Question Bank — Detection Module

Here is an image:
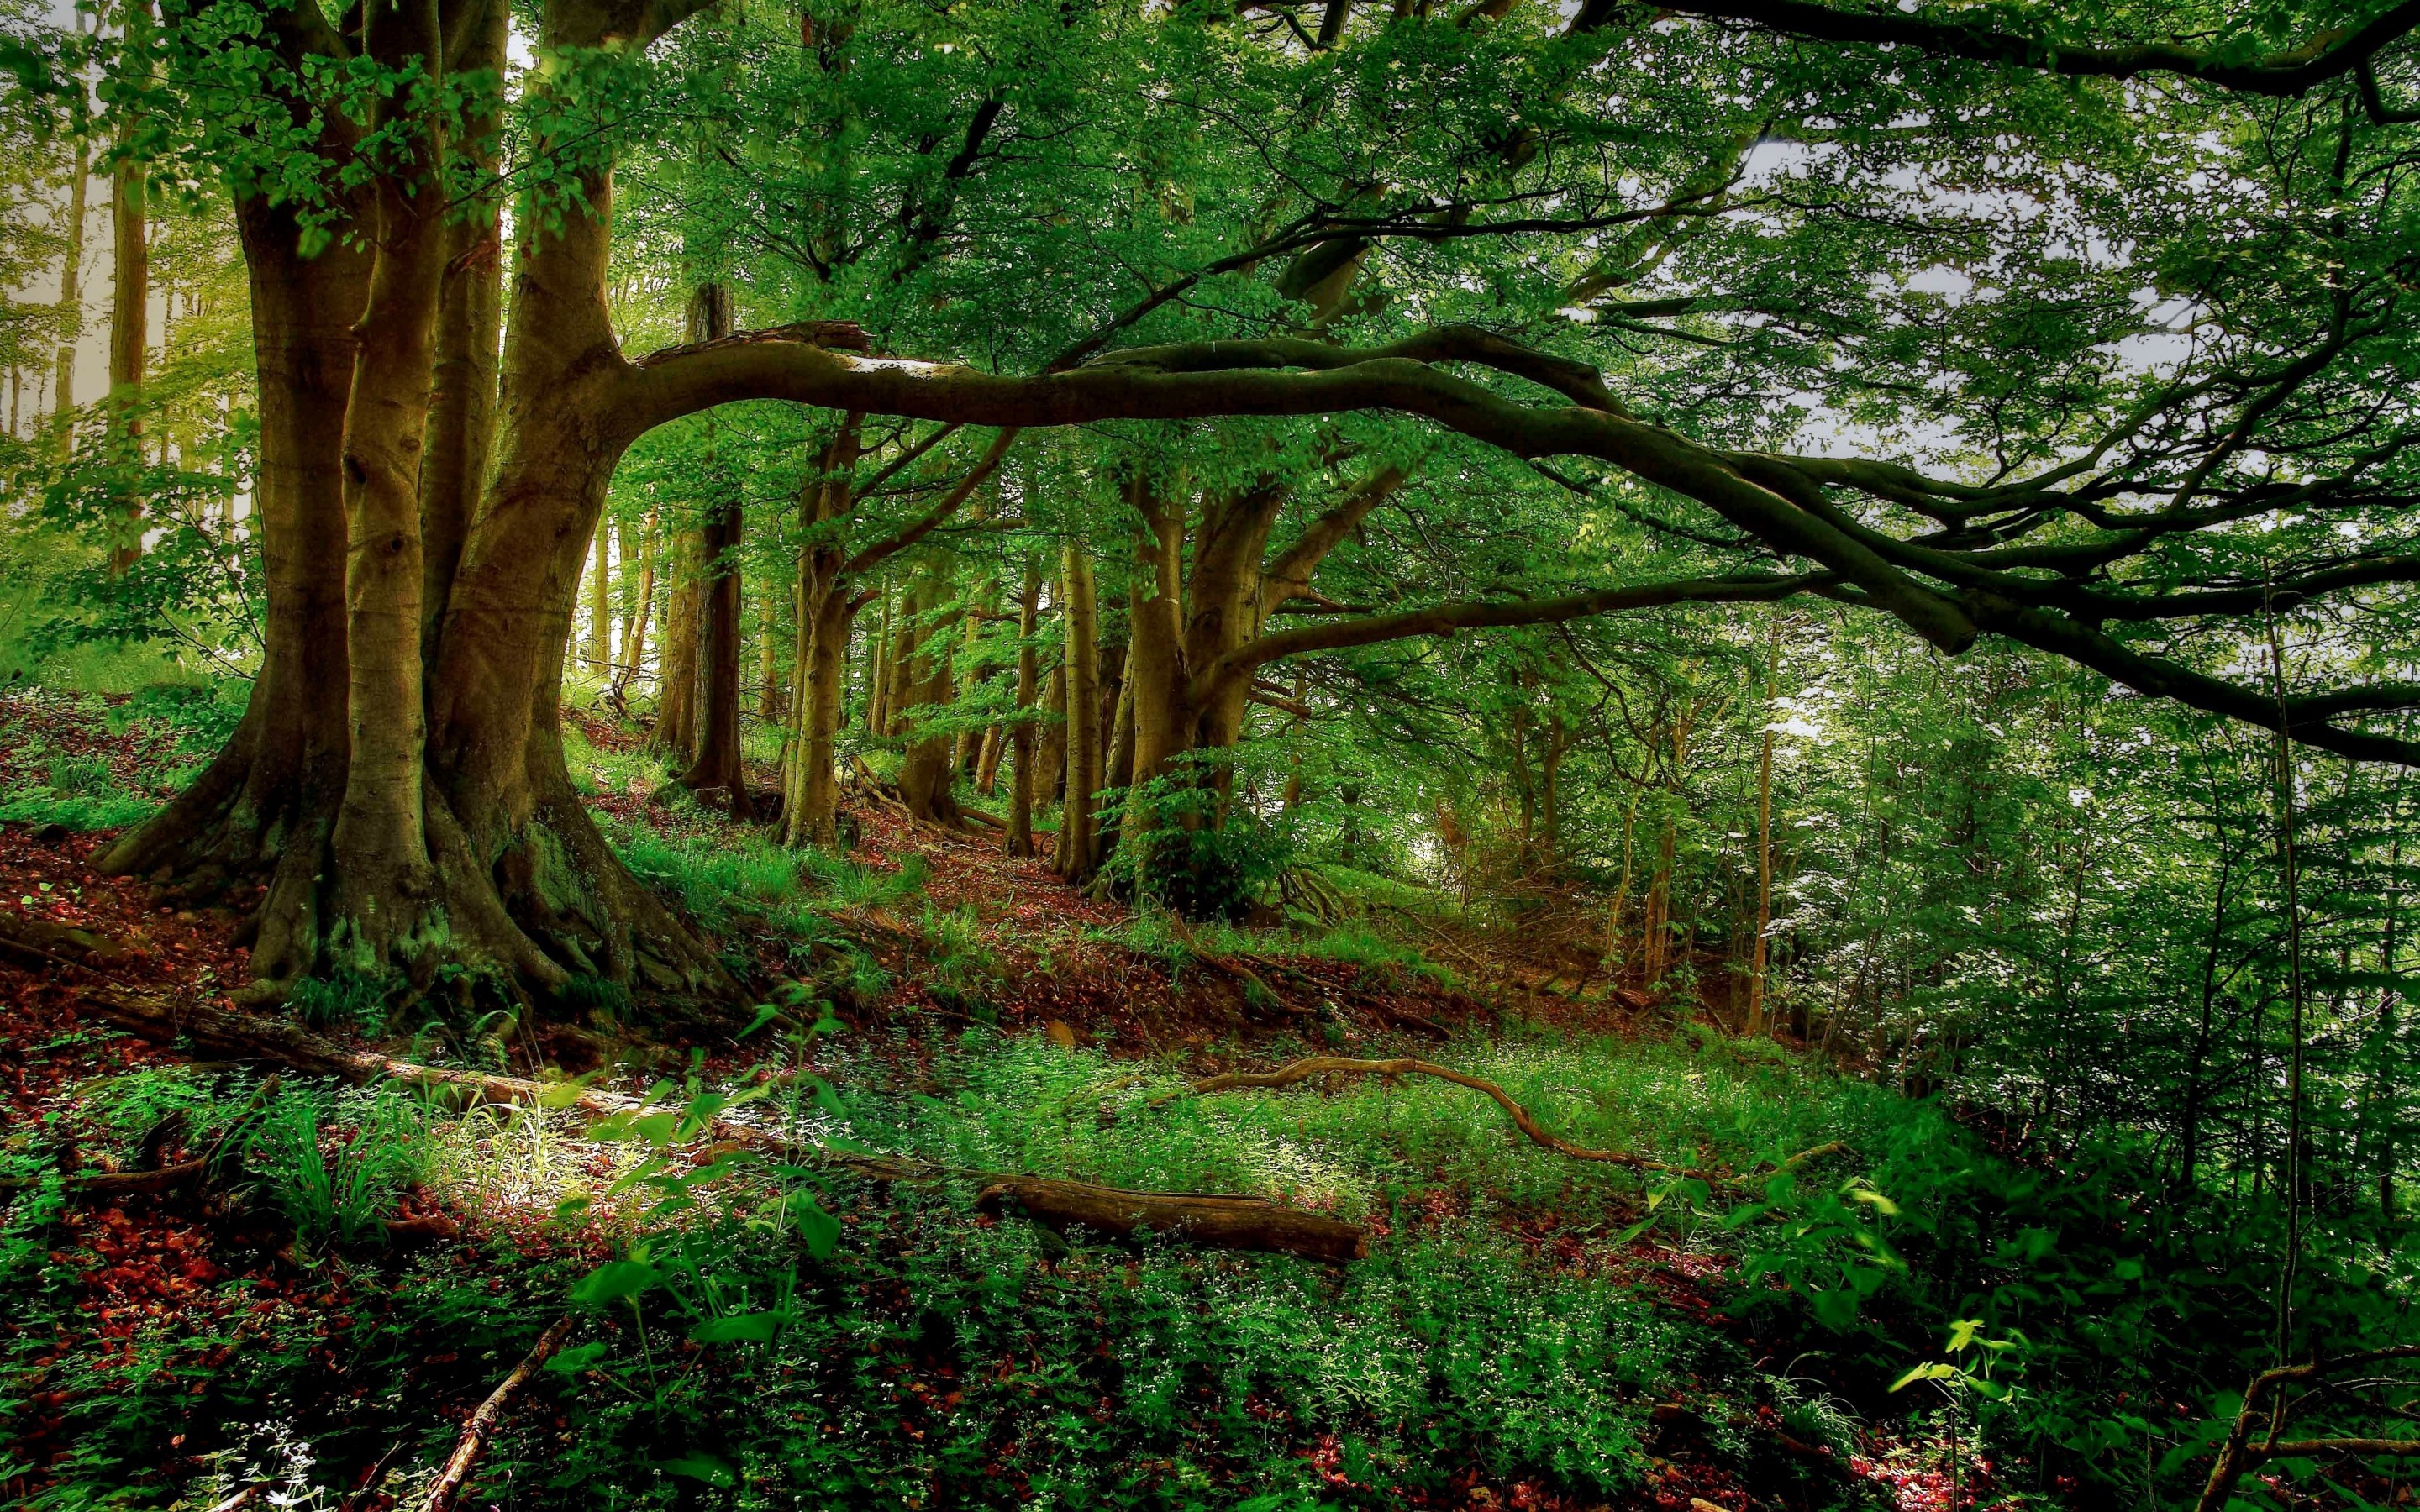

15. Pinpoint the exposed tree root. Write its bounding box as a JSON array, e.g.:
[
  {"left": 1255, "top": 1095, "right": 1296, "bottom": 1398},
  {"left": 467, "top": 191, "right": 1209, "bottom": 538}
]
[
  {"left": 75, "top": 980, "right": 1368, "bottom": 1261},
  {"left": 1177, "top": 1056, "right": 1845, "bottom": 1184},
  {"left": 418, "top": 1313, "right": 580, "bottom": 1512},
  {"left": 975, "top": 1178, "right": 1366, "bottom": 1263},
  {"left": 11, "top": 1077, "right": 276, "bottom": 1197},
  {"left": 87, "top": 727, "right": 735, "bottom": 1012}
]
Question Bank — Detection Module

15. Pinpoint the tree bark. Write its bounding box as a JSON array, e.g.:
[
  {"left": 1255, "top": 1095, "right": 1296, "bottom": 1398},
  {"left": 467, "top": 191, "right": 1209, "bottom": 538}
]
[
  {"left": 650, "top": 532, "right": 702, "bottom": 759},
  {"left": 1005, "top": 555, "right": 1043, "bottom": 856},
  {"left": 1058, "top": 542, "right": 1102, "bottom": 878},
  {"left": 893, "top": 564, "right": 963, "bottom": 825},
  {"left": 421, "top": 11, "right": 504, "bottom": 672},
  {"left": 97, "top": 194, "right": 368, "bottom": 985},
  {"left": 326, "top": 0, "right": 454, "bottom": 970},
  {"left": 49, "top": 128, "right": 88, "bottom": 453},
  {"left": 106, "top": 1, "right": 150, "bottom": 575},
  {"left": 677, "top": 284, "right": 750, "bottom": 817},
  {"left": 783, "top": 421, "right": 861, "bottom": 849}
]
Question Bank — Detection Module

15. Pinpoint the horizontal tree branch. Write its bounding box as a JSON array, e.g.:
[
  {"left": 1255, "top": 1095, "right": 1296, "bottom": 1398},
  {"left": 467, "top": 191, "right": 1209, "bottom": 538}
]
[
  {"left": 1661, "top": 0, "right": 2420, "bottom": 97},
  {"left": 1193, "top": 573, "right": 1829, "bottom": 701}
]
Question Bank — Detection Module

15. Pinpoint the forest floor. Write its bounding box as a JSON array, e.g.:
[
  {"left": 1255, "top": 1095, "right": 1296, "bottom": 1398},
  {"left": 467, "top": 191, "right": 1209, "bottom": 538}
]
[{"left": 0, "top": 689, "right": 2033, "bottom": 1512}]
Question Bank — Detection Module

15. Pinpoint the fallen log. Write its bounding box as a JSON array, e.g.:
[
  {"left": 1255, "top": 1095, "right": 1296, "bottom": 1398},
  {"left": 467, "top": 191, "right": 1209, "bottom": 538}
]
[
  {"left": 976, "top": 1178, "right": 1367, "bottom": 1263},
  {"left": 79, "top": 981, "right": 1367, "bottom": 1263},
  {"left": 418, "top": 1313, "right": 579, "bottom": 1512}
]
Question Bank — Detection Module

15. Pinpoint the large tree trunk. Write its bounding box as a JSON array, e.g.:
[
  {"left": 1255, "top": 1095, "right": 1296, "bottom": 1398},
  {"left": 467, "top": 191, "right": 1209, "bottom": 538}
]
[
  {"left": 96, "top": 196, "right": 368, "bottom": 985},
  {"left": 325, "top": 0, "right": 455, "bottom": 971},
  {"left": 678, "top": 284, "right": 750, "bottom": 817},
  {"left": 422, "top": 158, "right": 732, "bottom": 1004},
  {"left": 421, "top": 16, "right": 503, "bottom": 672}
]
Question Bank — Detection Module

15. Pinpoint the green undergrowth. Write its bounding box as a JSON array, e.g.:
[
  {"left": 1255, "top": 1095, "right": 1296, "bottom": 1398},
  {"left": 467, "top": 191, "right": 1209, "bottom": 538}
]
[
  {"left": 9, "top": 1020, "right": 2413, "bottom": 1508},
  {"left": 1090, "top": 911, "right": 1454, "bottom": 990},
  {"left": 847, "top": 1032, "right": 1860, "bottom": 1219},
  {"left": 0, "top": 680, "right": 248, "bottom": 832}
]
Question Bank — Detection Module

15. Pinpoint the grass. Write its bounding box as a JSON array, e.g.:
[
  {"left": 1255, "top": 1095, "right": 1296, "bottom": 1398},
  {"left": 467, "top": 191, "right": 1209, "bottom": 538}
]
[
  {"left": 245, "top": 1084, "right": 437, "bottom": 1253},
  {"left": 0, "top": 678, "right": 250, "bottom": 832},
  {"left": 839, "top": 1031, "right": 1891, "bottom": 1221},
  {"left": 1087, "top": 910, "right": 1455, "bottom": 990}
]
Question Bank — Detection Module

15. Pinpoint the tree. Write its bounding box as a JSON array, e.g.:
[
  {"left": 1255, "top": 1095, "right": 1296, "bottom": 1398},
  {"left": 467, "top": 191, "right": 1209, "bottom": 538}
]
[{"left": 87, "top": 0, "right": 2420, "bottom": 1005}]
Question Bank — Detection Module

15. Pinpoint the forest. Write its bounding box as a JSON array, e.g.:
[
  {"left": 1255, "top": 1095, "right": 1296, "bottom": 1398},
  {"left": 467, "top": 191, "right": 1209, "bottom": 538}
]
[{"left": 0, "top": 0, "right": 2417, "bottom": 1504}]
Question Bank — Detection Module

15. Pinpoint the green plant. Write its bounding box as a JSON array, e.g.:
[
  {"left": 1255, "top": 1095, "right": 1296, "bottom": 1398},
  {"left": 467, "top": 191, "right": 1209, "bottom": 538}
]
[
  {"left": 288, "top": 970, "right": 393, "bottom": 1035},
  {"left": 1105, "top": 762, "right": 1300, "bottom": 922},
  {"left": 245, "top": 1085, "right": 434, "bottom": 1253}
]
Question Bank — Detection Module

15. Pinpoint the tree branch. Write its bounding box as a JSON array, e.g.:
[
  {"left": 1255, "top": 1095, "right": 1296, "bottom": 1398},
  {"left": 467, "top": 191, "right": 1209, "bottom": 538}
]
[
  {"left": 1660, "top": 0, "right": 2420, "bottom": 97},
  {"left": 1192, "top": 573, "right": 1828, "bottom": 702}
]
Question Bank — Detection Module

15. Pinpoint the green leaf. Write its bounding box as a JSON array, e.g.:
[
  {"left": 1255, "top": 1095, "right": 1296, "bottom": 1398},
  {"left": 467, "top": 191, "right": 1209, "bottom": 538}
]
[
  {"left": 690, "top": 1310, "right": 790, "bottom": 1344},
  {"left": 738, "top": 1002, "right": 785, "bottom": 1038},
  {"left": 791, "top": 1192, "right": 843, "bottom": 1259},
  {"left": 544, "top": 1341, "right": 610, "bottom": 1375},
  {"left": 658, "top": 1452, "right": 737, "bottom": 1488},
  {"left": 1891, "top": 1362, "right": 1958, "bottom": 1392},
  {"left": 536, "top": 1076, "right": 594, "bottom": 1110},
  {"left": 570, "top": 1258, "right": 659, "bottom": 1307}
]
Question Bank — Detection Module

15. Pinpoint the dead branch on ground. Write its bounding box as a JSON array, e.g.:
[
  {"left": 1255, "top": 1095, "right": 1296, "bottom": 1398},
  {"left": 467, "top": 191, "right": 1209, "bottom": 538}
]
[{"left": 418, "top": 1314, "right": 581, "bottom": 1512}]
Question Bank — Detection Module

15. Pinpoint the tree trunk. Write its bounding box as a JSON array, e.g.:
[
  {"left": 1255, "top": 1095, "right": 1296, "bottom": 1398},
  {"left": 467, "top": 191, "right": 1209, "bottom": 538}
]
[
  {"left": 586, "top": 532, "right": 612, "bottom": 676},
  {"left": 1745, "top": 615, "right": 1781, "bottom": 1037},
  {"left": 677, "top": 284, "right": 750, "bottom": 817},
  {"left": 894, "top": 564, "right": 962, "bottom": 825},
  {"left": 1121, "top": 484, "right": 1188, "bottom": 864},
  {"left": 97, "top": 197, "right": 368, "bottom": 985},
  {"left": 1005, "top": 555, "right": 1042, "bottom": 857},
  {"left": 106, "top": 3, "right": 150, "bottom": 576},
  {"left": 975, "top": 724, "right": 1003, "bottom": 795},
  {"left": 49, "top": 129, "right": 88, "bottom": 453},
  {"left": 421, "top": 18, "right": 504, "bottom": 673},
  {"left": 650, "top": 532, "right": 702, "bottom": 758},
  {"left": 783, "top": 421, "right": 860, "bottom": 850},
  {"left": 419, "top": 151, "right": 731, "bottom": 1005},
  {"left": 324, "top": 0, "right": 456, "bottom": 970},
  {"left": 756, "top": 575, "right": 785, "bottom": 722},
  {"left": 1058, "top": 543, "right": 1102, "bottom": 879}
]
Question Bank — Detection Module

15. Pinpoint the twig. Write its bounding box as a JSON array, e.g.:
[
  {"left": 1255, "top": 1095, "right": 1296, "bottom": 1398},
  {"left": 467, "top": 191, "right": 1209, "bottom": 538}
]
[{"left": 418, "top": 1313, "right": 579, "bottom": 1512}]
